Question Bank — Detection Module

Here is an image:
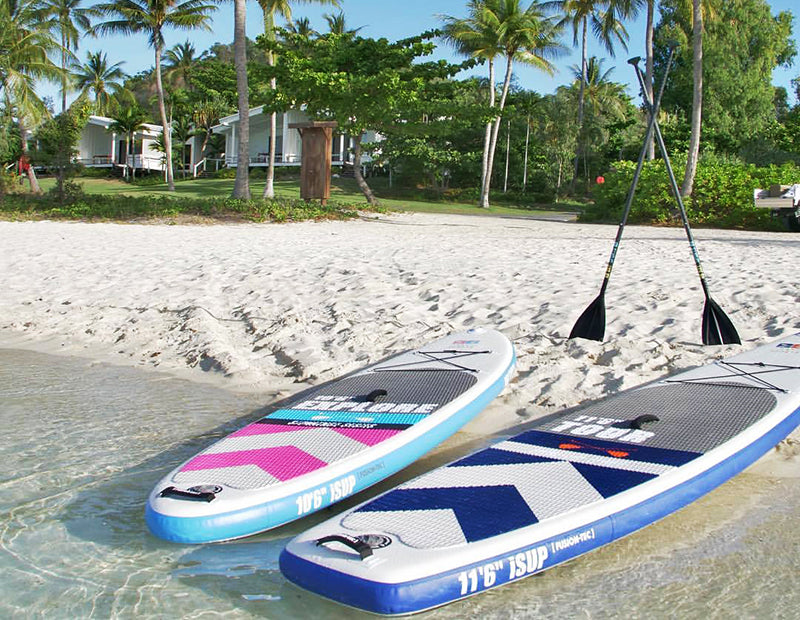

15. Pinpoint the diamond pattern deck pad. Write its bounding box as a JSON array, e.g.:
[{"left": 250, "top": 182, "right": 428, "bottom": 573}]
[
  {"left": 173, "top": 370, "right": 478, "bottom": 490},
  {"left": 342, "top": 383, "right": 778, "bottom": 549}
]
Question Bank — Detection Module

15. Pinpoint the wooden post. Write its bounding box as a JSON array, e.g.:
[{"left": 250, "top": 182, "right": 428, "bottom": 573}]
[{"left": 289, "top": 121, "right": 337, "bottom": 204}]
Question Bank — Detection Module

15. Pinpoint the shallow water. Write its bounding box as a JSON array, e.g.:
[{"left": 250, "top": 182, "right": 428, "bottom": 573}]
[{"left": 1, "top": 349, "right": 799, "bottom": 619}]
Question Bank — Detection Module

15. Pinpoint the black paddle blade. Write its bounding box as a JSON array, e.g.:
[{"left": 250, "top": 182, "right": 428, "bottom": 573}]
[
  {"left": 569, "top": 294, "right": 606, "bottom": 341},
  {"left": 701, "top": 297, "right": 741, "bottom": 345}
]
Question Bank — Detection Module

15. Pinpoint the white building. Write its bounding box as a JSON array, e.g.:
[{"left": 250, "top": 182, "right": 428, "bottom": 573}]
[
  {"left": 76, "top": 116, "right": 205, "bottom": 175},
  {"left": 212, "top": 106, "right": 380, "bottom": 168}
]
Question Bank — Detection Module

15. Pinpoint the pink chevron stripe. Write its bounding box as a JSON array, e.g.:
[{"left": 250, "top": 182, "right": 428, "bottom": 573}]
[
  {"left": 229, "top": 422, "right": 308, "bottom": 437},
  {"left": 181, "top": 446, "right": 327, "bottom": 481},
  {"left": 334, "top": 427, "right": 402, "bottom": 446}
]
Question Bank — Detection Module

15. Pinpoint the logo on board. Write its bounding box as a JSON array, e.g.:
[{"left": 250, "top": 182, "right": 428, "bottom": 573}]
[{"left": 549, "top": 415, "right": 655, "bottom": 445}]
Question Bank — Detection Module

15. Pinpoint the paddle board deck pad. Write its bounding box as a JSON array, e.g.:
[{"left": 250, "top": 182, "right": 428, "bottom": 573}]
[
  {"left": 146, "top": 328, "right": 515, "bottom": 543},
  {"left": 280, "top": 332, "right": 800, "bottom": 615}
]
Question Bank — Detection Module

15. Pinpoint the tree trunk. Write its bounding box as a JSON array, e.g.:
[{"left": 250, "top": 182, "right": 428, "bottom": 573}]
[
  {"left": 681, "top": 0, "right": 702, "bottom": 198},
  {"left": 480, "top": 56, "right": 514, "bottom": 208},
  {"left": 522, "top": 114, "right": 530, "bottom": 191},
  {"left": 232, "top": 0, "right": 251, "bottom": 199},
  {"left": 557, "top": 158, "right": 563, "bottom": 190},
  {"left": 352, "top": 132, "right": 376, "bottom": 205},
  {"left": 570, "top": 18, "right": 588, "bottom": 192},
  {"left": 263, "top": 13, "right": 277, "bottom": 199},
  {"left": 153, "top": 42, "right": 175, "bottom": 191},
  {"left": 645, "top": 0, "right": 655, "bottom": 160},
  {"left": 479, "top": 59, "right": 495, "bottom": 208},
  {"left": 503, "top": 119, "right": 510, "bottom": 193},
  {"left": 19, "top": 123, "right": 42, "bottom": 194},
  {"left": 61, "top": 32, "right": 68, "bottom": 113}
]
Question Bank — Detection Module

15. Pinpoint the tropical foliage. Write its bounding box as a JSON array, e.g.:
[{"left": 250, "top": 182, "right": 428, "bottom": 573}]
[
  {"left": 72, "top": 51, "right": 127, "bottom": 115},
  {"left": 89, "top": 0, "right": 217, "bottom": 191},
  {"left": 0, "top": 0, "right": 798, "bottom": 230}
]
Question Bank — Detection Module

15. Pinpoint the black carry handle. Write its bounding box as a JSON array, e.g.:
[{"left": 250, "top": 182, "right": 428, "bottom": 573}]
[
  {"left": 316, "top": 534, "right": 374, "bottom": 560},
  {"left": 629, "top": 414, "right": 660, "bottom": 430},
  {"left": 159, "top": 486, "right": 217, "bottom": 502},
  {"left": 364, "top": 389, "right": 388, "bottom": 403}
]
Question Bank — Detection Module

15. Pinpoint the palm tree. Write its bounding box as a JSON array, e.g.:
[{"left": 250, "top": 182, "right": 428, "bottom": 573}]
[
  {"left": 163, "top": 39, "right": 198, "bottom": 89},
  {"left": 323, "top": 11, "right": 361, "bottom": 35},
  {"left": 570, "top": 56, "right": 626, "bottom": 179},
  {"left": 39, "top": 0, "right": 92, "bottom": 112},
  {"left": 285, "top": 15, "right": 316, "bottom": 37},
  {"left": 480, "top": 0, "right": 564, "bottom": 208},
  {"left": 192, "top": 95, "right": 226, "bottom": 158},
  {"left": 641, "top": 0, "right": 656, "bottom": 159},
  {"left": 231, "top": 0, "right": 250, "bottom": 198},
  {"left": 89, "top": 0, "right": 216, "bottom": 192},
  {"left": 681, "top": 0, "right": 702, "bottom": 197},
  {"left": 72, "top": 51, "right": 127, "bottom": 115},
  {"left": 158, "top": 112, "right": 193, "bottom": 177},
  {"left": 256, "top": 0, "right": 338, "bottom": 199},
  {"left": 108, "top": 104, "right": 147, "bottom": 179},
  {"left": 549, "top": 0, "right": 631, "bottom": 190},
  {"left": 574, "top": 56, "right": 624, "bottom": 112},
  {"left": 1, "top": 0, "right": 63, "bottom": 193},
  {"left": 440, "top": 1, "right": 503, "bottom": 208}
]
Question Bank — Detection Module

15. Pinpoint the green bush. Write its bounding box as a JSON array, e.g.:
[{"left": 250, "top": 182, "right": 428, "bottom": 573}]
[
  {"left": 211, "top": 167, "right": 300, "bottom": 180},
  {"left": 129, "top": 172, "right": 171, "bottom": 186},
  {"left": 77, "top": 166, "right": 116, "bottom": 179},
  {"left": 0, "top": 167, "right": 22, "bottom": 195},
  {"left": 584, "top": 154, "right": 799, "bottom": 230},
  {"left": 213, "top": 167, "right": 237, "bottom": 179},
  {"left": 0, "top": 191, "right": 374, "bottom": 223}
]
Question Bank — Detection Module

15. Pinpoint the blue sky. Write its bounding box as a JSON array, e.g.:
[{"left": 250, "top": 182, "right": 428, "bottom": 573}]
[{"left": 44, "top": 0, "right": 800, "bottom": 109}]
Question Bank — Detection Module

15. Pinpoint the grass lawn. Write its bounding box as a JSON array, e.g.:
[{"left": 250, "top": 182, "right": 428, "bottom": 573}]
[{"left": 34, "top": 174, "right": 581, "bottom": 220}]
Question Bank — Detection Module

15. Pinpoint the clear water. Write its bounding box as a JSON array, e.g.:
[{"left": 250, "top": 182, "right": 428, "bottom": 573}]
[{"left": 2, "top": 349, "right": 799, "bottom": 619}]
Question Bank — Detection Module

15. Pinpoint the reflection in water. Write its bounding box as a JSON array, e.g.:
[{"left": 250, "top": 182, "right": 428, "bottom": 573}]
[{"left": 0, "top": 349, "right": 798, "bottom": 618}]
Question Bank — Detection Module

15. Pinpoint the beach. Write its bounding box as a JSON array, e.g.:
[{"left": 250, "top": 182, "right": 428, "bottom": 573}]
[
  {"left": 2, "top": 213, "right": 800, "bottom": 617},
  {"left": 1, "top": 213, "right": 798, "bottom": 436}
]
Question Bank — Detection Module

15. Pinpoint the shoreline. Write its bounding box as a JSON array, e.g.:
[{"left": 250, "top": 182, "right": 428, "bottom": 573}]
[{"left": 2, "top": 212, "right": 798, "bottom": 437}]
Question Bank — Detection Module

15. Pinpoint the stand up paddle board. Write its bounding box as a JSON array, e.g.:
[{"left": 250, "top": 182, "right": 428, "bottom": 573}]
[
  {"left": 146, "top": 328, "right": 515, "bottom": 543},
  {"left": 281, "top": 332, "right": 800, "bottom": 615}
]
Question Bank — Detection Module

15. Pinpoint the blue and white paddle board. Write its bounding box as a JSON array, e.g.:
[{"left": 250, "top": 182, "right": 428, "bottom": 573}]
[
  {"left": 280, "top": 332, "right": 800, "bottom": 615},
  {"left": 146, "top": 328, "right": 515, "bottom": 543}
]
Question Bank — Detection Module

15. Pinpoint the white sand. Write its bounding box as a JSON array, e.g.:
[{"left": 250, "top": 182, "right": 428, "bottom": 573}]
[{"left": 1, "top": 213, "right": 798, "bottom": 438}]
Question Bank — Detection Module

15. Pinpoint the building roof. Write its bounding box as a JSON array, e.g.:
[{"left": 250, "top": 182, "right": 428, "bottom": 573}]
[
  {"left": 212, "top": 106, "right": 267, "bottom": 132},
  {"left": 87, "top": 115, "right": 163, "bottom": 135}
]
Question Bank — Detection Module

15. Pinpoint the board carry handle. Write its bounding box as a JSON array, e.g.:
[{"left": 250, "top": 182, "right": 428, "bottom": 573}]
[
  {"left": 364, "top": 389, "right": 388, "bottom": 403},
  {"left": 159, "top": 486, "right": 218, "bottom": 503},
  {"left": 629, "top": 414, "right": 660, "bottom": 429},
  {"left": 316, "top": 534, "right": 374, "bottom": 560}
]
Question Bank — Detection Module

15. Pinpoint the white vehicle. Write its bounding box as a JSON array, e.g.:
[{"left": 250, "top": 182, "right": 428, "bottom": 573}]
[{"left": 753, "top": 183, "right": 800, "bottom": 231}]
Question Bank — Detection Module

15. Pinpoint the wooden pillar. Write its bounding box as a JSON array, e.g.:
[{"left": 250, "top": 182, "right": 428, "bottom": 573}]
[{"left": 289, "top": 121, "right": 337, "bottom": 204}]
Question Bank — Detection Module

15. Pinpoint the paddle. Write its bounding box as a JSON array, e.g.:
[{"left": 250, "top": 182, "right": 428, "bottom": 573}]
[
  {"left": 569, "top": 49, "right": 675, "bottom": 342},
  {"left": 630, "top": 61, "right": 741, "bottom": 346}
]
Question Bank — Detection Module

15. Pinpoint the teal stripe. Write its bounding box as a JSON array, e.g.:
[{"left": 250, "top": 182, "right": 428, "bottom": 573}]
[{"left": 268, "top": 408, "right": 428, "bottom": 426}]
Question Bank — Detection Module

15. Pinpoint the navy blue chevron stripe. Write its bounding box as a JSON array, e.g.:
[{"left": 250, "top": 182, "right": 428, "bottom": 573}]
[
  {"left": 452, "top": 447, "right": 557, "bottom": 468},
  {"left": 571, "top": 462, "right": 658, "bottom": 498},
  {"left": 355, "top": 485, "right": 538, "bottom": 543},
  {"left": 515, "top": 430, "right": 700, "bottom": 466}
]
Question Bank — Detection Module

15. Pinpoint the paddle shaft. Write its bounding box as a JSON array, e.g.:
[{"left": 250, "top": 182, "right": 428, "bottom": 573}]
[
  {"left": 597, "top": 49, "right": 675, "bottom": 296},
  {"left": 631, "top": 62, "right": 712, "bottom": 300}
]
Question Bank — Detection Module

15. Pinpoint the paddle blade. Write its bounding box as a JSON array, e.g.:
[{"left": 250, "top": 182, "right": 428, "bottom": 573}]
[
  {"left": 701, "top": 297, "right": 741, "bottom": 345},
  {"left": 569, "top": 294, "right": 606, "bottom": 341}
]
